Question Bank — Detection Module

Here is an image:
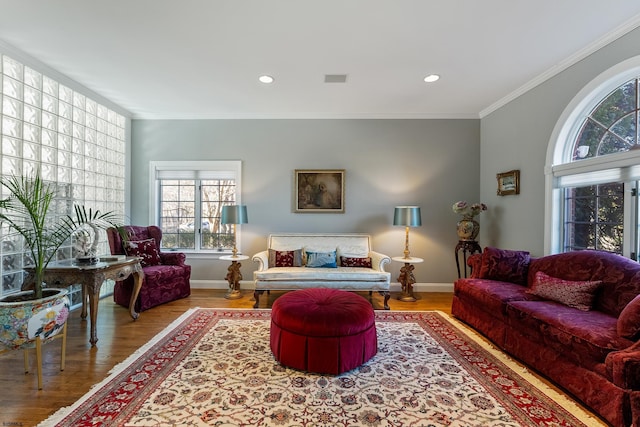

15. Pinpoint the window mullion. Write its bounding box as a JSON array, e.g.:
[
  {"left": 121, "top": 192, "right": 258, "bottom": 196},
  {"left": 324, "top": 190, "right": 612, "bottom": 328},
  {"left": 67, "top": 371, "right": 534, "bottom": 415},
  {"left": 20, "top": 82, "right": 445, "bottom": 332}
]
[
  {"left": 624, "top": 181, "right": 638, "bottom": 259},
  {"left": 194, "top": 180, "right": 203, "bottom": 251}
]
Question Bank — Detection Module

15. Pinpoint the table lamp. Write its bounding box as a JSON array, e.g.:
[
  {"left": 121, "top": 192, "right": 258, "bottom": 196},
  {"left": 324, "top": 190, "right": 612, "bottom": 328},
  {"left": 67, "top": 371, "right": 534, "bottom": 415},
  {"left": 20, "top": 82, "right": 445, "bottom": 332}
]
[
  {"left": 393, "top": 206, "right": 422, "bottom": 259},
  {"left": 221, "top": 205, "right": 248, "bottom": 258}
]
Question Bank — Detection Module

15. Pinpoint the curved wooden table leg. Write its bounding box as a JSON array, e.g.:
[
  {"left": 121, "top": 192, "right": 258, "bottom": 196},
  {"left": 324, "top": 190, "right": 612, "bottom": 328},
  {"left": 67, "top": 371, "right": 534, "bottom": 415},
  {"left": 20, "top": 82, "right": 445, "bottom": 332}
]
[
  {"left": 80, "top": 282, "right": 88, "bottom": 320},
  {"left": 82, "top": 280, "right": 103, "bottom": 347},
  {"left": 129, "top": 266, "right": 144, "bottom": 321},
  {"left": 87, "top": 283, "right": 100, "bottom": 346}
]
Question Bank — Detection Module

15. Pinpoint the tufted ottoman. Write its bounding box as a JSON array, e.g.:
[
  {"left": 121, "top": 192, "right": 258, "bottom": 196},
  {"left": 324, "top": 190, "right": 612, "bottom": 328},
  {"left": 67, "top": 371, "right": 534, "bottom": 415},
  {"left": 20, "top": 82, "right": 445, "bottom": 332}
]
[{"left": 270, "top": 288, "right": 377, "bottom": 374}]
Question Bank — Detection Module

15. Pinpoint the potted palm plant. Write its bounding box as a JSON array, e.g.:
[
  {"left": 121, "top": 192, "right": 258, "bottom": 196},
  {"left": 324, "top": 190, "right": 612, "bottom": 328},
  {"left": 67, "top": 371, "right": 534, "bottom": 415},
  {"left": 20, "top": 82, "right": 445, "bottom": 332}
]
[{"left": 0, "top": 172, "right": 121, "bottom": 350}]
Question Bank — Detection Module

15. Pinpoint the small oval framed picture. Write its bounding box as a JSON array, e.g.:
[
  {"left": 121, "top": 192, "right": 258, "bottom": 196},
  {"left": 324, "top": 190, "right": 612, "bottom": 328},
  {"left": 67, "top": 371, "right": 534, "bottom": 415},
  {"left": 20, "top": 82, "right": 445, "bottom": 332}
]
[{"left": 497, "top": 169, "right": 520, "bottom": 196}]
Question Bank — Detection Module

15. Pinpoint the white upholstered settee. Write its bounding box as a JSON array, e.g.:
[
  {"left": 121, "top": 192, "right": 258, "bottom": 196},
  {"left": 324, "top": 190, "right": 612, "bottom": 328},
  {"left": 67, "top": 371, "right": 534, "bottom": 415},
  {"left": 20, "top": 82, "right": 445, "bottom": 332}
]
[{"left": 252, "top": 233, "right": 391, "bottom": 309}]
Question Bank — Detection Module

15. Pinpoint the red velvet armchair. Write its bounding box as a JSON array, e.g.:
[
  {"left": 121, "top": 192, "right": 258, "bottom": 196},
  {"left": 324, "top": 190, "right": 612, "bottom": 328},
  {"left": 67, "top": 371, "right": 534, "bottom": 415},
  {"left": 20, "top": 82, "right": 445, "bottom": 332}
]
[{"left": 107, "top": 225, "right": 191, "bottom": 312}]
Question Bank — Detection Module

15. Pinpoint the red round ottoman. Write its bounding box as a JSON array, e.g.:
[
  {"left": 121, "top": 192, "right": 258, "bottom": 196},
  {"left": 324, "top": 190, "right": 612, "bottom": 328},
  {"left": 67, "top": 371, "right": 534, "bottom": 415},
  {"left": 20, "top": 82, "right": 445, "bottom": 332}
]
[{"left": 270, "top": 288, "right": 377, "bottom": 375}]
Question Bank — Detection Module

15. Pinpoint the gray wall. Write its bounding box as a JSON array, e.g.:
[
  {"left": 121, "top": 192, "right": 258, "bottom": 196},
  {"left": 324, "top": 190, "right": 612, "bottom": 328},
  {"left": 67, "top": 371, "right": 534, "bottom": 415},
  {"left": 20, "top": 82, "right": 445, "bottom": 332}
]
[
  {"left": 130, "top": 119, "right": 479, "bottom": 284},
  {"left": 480, "top": 27, "right": 640, "bottom": 257}
]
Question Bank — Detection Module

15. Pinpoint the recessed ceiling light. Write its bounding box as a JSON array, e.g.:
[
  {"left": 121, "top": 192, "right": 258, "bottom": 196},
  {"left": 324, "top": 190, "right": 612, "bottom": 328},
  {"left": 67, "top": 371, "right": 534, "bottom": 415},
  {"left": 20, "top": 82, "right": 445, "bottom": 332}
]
[
  {"left": 259, "top": 75, "right": 274, "bottom": 84},
  {"left": 423, "top": 74, "right": 440, "bottom": 83}
]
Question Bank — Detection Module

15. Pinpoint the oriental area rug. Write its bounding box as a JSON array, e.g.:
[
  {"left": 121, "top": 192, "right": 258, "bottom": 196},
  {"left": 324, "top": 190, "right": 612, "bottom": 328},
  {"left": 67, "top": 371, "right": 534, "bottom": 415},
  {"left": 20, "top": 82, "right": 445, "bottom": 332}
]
[{"left": 39, "top": 309, "right": 605, "bottom": 427}]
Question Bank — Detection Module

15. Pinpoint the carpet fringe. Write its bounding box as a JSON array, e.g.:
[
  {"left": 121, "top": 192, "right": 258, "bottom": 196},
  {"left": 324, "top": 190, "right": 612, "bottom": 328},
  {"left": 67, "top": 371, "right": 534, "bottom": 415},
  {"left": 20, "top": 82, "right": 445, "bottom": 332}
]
[
  {"left": 36, "top": 307, "right": 202, "bottom": 427},
  {"left": 437, "top": 312, "right": 606, "bottom": 427}
]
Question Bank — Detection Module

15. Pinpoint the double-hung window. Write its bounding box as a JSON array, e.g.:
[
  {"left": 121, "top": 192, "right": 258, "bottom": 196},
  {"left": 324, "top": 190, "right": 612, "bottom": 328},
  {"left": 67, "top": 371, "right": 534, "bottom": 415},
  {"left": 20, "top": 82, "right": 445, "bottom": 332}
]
[{"left": 150, "top": 161, "right": 241, "bottom": 254}]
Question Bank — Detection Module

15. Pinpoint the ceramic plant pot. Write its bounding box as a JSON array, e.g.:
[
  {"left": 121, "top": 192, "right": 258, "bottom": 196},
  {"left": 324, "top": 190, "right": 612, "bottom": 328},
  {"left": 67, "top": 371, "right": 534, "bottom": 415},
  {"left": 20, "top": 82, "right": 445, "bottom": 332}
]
[{"left": 0, "top": 288, "right": 70, "bottom": 350}]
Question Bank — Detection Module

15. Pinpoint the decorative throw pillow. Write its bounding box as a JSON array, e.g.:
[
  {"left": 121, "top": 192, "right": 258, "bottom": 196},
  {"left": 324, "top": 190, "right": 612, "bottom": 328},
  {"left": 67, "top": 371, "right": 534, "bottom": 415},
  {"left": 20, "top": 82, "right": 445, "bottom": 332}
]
[
  {"left": 268, "top": 249, "right": 303, "bottom": 268},
  {"left": 125, "top": 238, "right": 161, "bottom": 267},
  {"left": 478, "top": 246, "right": 531, "bottom": 285},
  {"left": 306, "top": 251, "right": 337, "bottom": 268},
  {"left": 527, "top": 271, "right": 602, "bottom": 311},
  {"left": 617, "top": 294, "right": 640, "bottom": 339},
  {"left": 340, "top": 256, "right": 372, "bottom": 268}
]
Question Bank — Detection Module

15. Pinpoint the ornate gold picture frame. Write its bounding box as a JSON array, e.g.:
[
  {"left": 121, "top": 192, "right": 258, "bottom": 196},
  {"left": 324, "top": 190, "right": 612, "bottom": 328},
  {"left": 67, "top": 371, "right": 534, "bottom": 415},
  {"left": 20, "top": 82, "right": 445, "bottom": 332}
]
[
  {"left": 497, "top": 169, "right": 520, "bottom": 196},
  {"left": 294, "top": 169, "right": 345, "bottom": 213}
]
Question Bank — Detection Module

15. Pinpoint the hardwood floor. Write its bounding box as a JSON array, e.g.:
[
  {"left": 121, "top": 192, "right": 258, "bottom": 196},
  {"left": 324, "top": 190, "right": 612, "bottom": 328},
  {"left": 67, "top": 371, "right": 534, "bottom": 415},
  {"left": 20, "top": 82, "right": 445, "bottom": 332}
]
[{"left": 0, "top": 289, "right": 453, "bottom": 426}]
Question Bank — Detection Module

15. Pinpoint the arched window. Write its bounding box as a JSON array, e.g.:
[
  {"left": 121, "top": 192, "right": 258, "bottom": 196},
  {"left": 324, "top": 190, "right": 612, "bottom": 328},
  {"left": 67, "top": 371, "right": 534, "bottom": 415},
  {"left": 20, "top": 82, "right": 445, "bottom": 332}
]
[{"left": 546, "top": 56, "right": 640, "bottom": 258}]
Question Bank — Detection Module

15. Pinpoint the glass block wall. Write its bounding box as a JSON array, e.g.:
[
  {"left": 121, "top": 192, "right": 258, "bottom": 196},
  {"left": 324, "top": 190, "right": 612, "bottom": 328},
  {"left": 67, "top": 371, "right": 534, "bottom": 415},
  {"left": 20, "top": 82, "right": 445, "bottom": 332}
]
[{"left": 0, "top": 54, "right": 127, "bottom": 304}]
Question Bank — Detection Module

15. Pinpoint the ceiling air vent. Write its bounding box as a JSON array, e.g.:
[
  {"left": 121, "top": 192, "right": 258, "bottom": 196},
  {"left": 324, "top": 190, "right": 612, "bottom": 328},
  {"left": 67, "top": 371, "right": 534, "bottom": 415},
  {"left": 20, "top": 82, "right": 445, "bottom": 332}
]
[{"left": 324, "top": 74, "right": 348, "bottom": 83}]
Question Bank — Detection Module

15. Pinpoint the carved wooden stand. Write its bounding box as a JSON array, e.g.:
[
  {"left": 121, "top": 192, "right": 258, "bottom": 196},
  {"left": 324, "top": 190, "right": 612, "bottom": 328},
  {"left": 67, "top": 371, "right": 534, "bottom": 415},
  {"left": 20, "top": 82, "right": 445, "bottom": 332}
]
[
  {"left": 455, "top": 240, "right": 482, "bottom": 278},
  {"left": 392, "top": 256, "right": 423, "bottom": 302},
  {"left": 221, "top": 255, "right": 248, "bottom": 299}
]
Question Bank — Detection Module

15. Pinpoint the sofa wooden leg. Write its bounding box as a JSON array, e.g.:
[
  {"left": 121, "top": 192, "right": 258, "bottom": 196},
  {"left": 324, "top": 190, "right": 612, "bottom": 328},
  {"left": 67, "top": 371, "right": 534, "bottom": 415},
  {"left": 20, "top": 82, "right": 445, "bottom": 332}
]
[
  {"left": 253, "top": 290, "right": 264, "bottom": 309},
  {"left": 380, "top": 291, "right": 391, "bottom": 310}
]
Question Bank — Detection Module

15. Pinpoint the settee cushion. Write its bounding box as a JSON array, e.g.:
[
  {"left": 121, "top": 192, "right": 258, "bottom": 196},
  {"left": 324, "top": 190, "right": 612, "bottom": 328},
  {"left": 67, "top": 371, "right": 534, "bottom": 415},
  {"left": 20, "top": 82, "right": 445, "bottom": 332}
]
[
  {"left": 454, "top": 277, "right": 538, "bottom": 316},
  {"left": 306, "top": 250, "right": 337, "bottom": 268},
  {"left": 478, "top": 247, "right": 530, "bottom": 285},
  {"left": 506, "top": 300, "right": 632, "bottom": 369},
  {"left": 618, "top": 294, "right": 640, "bottom": 339},
  {"left": 341, "top": 256, "right": 372, "bottom": 268},
  {"left": 255, "top": 267, "right": 386, "bottom": 283},
  {"left": 527, "top": 271, "right": 602, "bottom": 311},
  {"left": 527, "top": 250, "right": 640, "bottom": 316},
  {"left": 125, "top": 238, "right": 161, "bottom": 267},
  {"left": 268, "top": 249, "right": 303, "bottom": 268}
]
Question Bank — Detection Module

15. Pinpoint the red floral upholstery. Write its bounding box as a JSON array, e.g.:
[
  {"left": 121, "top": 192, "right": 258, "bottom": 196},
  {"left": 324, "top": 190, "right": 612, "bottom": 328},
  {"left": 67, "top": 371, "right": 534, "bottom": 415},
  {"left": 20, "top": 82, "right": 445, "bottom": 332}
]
[
  {"left": 268, "top": 249, "right": 303, "bottom": 267},
  {"left": 477, "top": 246, "right": 530, "bottom": 285},
  {"left": 340, "top": 256, "right": 372, "bottom": 268},
  {"left": 453, "top": 249, "right": 640, "bottom": 427},
  {"left": 270, "top": 288, "right": 377, "bottom": 374},
  {"left": 124, "top": 238, "right": 161, "bottom": 267},
  {"left": 618, "top": 294, "right": 640, "bottom": 339},
  {"left": 527, "top": 271, "right": 602, "bottom": 311},
  {"left": 107, "top": 226, "right": 191, "bottom": 312}
]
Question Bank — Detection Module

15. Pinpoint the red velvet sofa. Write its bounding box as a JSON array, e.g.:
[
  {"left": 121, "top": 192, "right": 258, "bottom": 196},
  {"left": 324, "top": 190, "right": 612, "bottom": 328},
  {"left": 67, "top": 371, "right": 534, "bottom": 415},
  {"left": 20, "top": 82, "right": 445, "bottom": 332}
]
[
  {"left": 452, "top": 248, "right": 640, "bottom": 427},
  {"left": 107, "top": 225, "right": 191, "bottom": 312}
]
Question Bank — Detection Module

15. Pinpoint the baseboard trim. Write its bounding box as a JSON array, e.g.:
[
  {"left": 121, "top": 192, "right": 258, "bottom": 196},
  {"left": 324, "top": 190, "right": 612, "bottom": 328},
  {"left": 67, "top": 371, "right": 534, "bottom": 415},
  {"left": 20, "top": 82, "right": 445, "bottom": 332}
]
[{"left": 190, "top": 280, "right": 453, "bottom": 293}]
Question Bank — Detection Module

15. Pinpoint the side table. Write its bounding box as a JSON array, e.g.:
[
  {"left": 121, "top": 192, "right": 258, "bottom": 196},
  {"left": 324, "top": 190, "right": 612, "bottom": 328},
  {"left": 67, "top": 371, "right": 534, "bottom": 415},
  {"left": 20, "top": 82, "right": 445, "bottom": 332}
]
[
  {"left": 391, "top": 256, "right": 424, "bottom": 302},
  {"left": 23, "top": 257, "right": 144, "bottom": 346},
  {"left": 220, "top": 255, "right": 249, "bottom": 299},
  {"left": 455, "top": 240, "right": 482, "bottom": 278}
]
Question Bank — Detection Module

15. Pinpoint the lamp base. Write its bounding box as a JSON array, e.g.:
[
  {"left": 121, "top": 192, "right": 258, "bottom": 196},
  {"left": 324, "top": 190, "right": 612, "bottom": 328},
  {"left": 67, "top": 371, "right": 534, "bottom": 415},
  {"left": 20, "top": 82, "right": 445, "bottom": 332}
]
[
  {"left": 396, "top": 262, "right": 417, "bottom": 302},
  {"left": 224, "top": 258, "right": 244, "bottom": 300},
  {"left": 225, "top": 289, "right": 243, "bottom": 300},
  {"left": 397, "top": 293, "right": 417, "bottom": 303}
]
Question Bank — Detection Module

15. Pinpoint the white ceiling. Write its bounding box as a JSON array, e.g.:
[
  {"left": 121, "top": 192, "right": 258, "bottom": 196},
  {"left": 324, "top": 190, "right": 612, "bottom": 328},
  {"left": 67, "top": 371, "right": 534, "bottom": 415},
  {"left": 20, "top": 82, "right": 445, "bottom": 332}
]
[{"left": 1, "top": 1, "right": 640, "bottom": 120}]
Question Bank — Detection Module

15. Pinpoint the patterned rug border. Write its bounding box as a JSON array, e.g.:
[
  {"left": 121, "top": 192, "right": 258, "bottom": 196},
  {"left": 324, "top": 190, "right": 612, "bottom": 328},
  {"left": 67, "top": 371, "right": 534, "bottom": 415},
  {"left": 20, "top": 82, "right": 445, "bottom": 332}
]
[
  {"left": 38, "top": 307, "right": 207, "bottom": 426},
  {"left": 396, "top": 311, "right": 605, "bottom": 427},
  {"left": 39, "top": 308, "right": 606, "bottom": 427}
]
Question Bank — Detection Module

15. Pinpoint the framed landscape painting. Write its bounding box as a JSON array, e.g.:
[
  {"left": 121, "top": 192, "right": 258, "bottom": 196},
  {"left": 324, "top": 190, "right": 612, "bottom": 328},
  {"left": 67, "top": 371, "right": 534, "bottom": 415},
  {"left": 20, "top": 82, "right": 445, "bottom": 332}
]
[
  {"left": 295, "top": 169, "right": 345, "bottom": 213},
  {"left": 497, "top": 169, "right": 520, "bottom": 196}
]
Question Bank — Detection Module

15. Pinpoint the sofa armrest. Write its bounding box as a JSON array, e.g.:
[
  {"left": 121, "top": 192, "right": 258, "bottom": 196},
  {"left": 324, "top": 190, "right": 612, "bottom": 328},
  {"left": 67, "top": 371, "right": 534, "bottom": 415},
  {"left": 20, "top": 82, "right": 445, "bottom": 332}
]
[
  {"left": 370, "top": 251, "right": 391, "bottom": 272},
  {"left": 605, "top": 340, "right": 640, "bottom": 390},
  {"left": 159, "top": 251, "right": 186, "bottom": 266},
  {"left": 253, "top": 250, "right": 268, "bottom": 271},
  {"left": 467, "top": 253, "right": 483, "bottom": 278}
]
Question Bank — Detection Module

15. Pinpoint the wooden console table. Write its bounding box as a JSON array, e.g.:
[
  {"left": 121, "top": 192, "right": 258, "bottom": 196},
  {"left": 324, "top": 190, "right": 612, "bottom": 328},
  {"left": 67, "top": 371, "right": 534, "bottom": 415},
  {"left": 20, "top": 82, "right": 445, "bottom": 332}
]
[{"left": 23, "top": 257, "right": 144, "bottom": 347}]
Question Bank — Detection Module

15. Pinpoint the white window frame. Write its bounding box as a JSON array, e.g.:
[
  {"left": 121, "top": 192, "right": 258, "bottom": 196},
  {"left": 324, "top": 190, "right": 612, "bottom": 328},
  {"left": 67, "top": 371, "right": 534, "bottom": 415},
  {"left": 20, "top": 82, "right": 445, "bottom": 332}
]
[
  {"left": 545, "top": 55, "right": 640, "bottom": 255},
  {"left": 149, "top": 160, "right": 242, "bottom": 258}
]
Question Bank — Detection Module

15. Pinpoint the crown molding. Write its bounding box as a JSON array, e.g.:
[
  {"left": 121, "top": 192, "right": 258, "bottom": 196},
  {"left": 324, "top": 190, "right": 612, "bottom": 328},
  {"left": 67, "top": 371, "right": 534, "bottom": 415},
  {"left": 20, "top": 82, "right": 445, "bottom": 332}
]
[{"left": 479, "top": 13, "right": 640, "bottom": 119}]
